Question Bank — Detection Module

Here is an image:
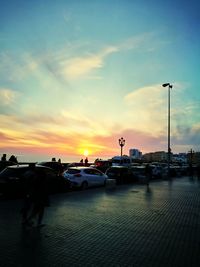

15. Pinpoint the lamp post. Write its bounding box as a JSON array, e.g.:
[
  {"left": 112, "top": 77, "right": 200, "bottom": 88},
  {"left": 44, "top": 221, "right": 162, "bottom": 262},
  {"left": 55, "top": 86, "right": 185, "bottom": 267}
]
[
  {"left": 188, "top": 148, "right": 195, "bottom": 164},
  {"left": 119, "top": 137, "right": 125, "bottom": 158},
  {"left": 162, "top": 83, "right": 173, "bottom": 179}
]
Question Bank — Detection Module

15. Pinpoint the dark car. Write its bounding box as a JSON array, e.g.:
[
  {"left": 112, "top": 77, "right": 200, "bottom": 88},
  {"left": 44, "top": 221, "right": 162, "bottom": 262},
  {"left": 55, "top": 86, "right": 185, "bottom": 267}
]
[
  {"left": 37, "top": 161, "right": 65, "bottom": 174},
  {"left": 105, "top": 166, "right": 136, "bottom": 185},
  {"left": 92, "top": 160, "right": 112, "bottom": 173},
  {"left": 0, "top": 161, "right": 16, "bottom": 172},
  {"left": 130, "top": 166, "right": 146, "bottom": 183},
  {"left": 0, "top": 164, "right": 70, "bottom": 198}
]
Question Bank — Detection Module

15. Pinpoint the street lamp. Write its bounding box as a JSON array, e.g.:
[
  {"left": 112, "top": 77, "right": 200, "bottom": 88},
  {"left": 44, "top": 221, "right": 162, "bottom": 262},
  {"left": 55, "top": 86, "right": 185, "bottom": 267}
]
[
  {"left": 188, "top": 148, "right": 195, "bottom": 164},
  {"left": 119, "top": 137, "right": 125, "bottom": 158},
  {"left": 162, "top": 83, "right": 173, "bottom": 179}
]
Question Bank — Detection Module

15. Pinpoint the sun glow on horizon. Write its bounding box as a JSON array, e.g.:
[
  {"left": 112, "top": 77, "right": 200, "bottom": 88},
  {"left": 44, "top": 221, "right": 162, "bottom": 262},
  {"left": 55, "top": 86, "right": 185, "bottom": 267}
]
[
  {"left": 78, "top": 147, "right": 90, "bottom": 157},
  {"left": 83, "top": 149, "right": 89, "bottom": 157}
]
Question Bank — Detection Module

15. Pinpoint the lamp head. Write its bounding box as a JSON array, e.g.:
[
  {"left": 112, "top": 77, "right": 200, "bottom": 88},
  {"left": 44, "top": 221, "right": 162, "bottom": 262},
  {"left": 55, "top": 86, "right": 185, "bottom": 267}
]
[{"left": 162, "top": 83, "right": 170, "bottom": 87}]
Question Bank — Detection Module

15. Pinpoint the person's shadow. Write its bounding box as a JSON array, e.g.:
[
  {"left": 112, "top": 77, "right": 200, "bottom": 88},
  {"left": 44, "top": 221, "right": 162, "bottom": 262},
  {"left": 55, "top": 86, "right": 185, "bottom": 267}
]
[
  {"left": 146, "top": 184, "right": 151, "bottom": 193},
  {"left": 145, "top": 185, "right": 153, "bottom": 207},
  {"left": 19, "top": 226, "right": 43, "bottom": 266}
]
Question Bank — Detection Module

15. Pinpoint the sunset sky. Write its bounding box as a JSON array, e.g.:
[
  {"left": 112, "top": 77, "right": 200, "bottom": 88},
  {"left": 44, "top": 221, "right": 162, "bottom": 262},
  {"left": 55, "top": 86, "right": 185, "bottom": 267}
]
[{"left": 0, "top": 0, "right": 200, "bottom": 162}]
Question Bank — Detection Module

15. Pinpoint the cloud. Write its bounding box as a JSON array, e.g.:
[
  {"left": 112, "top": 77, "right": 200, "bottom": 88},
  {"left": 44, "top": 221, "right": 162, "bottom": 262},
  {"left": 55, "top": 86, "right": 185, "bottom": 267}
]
[
  {"left": 173, "top": 123, "right": 200, "bottom": 146},
  {"left": 0, "top": 88, "right": 19, "bottom": 105},
  {"left": 0, "top": 131, "right": 16, "bottom": 143},
  {"left": 124, "top": 84, "right": 167, "bottom": 134},
  {"left": 123, "top": 82, "right": 193, "bottom": 136},
  {"left": 0, "top": 114, "right": 198, "bottom": 161},
  {"left": 63, "top": 55, "right": 103, "bottom": 79},
  {"left": 0, "top": 110, "right": 110, "bottom": 145},
  {"left": 0, "top": 52, "right": 39, "bottom": 82},
  {"left": 60, "top": 33, "right": 155, "bottom": 80},
  {"left": 62, "top": 46, "right": 118, "bottom": 79},
  {"left": 123, "top": 82, "right": 200, "bottom": 153},
  {"left": 118, "top": 32, "right": 155, "bottom": 51},
  {"left": 44, "top": 33, "right": 154, "bottom": 81},
  {"left": 1, "top": 32, "right": 160, "bottom": 84}
]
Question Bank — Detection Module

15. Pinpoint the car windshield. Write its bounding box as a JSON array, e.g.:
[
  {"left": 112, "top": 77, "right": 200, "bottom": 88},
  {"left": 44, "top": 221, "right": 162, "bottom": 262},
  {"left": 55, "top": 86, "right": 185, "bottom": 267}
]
[
  {"left": 0, "top": 168, "right": 25, "bottom": 178},
  {"left": 112, "top": 160, "right": 121, "bottom": 164},
  {"left": 84, "top": 169, "right": 103, "bottom": 176},
  {"left": 66, "top": 169, "right": 81, "bottom": 174},
  {"left": 107, "top": 168, "right": 120, "bottom": 174}
]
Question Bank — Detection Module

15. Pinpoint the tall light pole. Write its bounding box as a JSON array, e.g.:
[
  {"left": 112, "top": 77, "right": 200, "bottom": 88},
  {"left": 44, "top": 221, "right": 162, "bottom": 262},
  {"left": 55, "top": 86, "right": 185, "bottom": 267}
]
[
  {"left": 162, "top": 83, "right": 173, "bottom": 179},
  {"left": 119, "top": 137, "right": 125, "bottom": 158},
  {"left": 188, "top": 148, "right": 195, "bottom": 164}
]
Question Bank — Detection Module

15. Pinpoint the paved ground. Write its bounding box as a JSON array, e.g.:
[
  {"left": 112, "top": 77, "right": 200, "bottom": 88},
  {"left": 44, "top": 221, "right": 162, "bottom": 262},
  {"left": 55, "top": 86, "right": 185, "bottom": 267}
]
[{"left": 0, "top": 176, "right": 200, "bottom": 267}]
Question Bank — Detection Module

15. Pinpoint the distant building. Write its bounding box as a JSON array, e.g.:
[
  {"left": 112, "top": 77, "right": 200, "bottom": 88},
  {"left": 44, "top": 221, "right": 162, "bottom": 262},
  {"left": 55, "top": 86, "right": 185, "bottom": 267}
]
[
  {"left": 129, "top": 149, "right": 142, "bottom": 160},
  {"left": 143, "top": 151, "right": 167, "bottom": 162}
]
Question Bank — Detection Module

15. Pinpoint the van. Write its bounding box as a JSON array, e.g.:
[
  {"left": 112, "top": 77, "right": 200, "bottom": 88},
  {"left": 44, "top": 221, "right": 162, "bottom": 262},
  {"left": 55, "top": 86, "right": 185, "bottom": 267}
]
[{"left": 111, "top": 156, "right": 132, "bottom": 167}]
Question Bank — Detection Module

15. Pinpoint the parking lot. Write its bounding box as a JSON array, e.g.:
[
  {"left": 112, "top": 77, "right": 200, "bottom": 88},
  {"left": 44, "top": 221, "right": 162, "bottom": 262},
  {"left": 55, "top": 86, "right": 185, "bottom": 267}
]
[{"left": 0, "top": 176, "right": 200, "bottom": 267}]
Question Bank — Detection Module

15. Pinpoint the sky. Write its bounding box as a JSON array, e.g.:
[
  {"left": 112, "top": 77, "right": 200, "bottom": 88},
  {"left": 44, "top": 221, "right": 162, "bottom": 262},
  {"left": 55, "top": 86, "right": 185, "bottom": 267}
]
[{"left": 0, "top": 0, "right": 200, "bottom": 162}]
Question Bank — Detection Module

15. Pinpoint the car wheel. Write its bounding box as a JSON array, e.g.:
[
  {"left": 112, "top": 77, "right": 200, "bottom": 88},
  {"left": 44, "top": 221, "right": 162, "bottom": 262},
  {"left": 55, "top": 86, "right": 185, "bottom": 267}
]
[{"left": 81, "top": 181, "right": 88, "bottom": 190}]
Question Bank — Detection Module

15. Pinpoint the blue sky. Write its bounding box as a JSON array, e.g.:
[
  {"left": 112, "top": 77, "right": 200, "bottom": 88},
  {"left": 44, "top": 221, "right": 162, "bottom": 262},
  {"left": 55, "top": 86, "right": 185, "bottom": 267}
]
[{"left": 0, "top": 0, "right": 200, "bottom": 162}]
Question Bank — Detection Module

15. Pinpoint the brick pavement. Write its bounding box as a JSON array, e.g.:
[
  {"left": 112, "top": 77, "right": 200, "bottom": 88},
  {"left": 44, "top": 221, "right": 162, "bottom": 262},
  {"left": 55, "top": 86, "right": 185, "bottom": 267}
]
[{"left": 0, "top": 176, "right": 200, "bottom": 267}]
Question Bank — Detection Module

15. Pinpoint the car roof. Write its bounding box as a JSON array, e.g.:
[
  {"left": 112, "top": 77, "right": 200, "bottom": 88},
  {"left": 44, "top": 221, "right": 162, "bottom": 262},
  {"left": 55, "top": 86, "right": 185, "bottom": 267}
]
[
  {"left": 68, "top": 166, "right": 95, "bottom": 170},
  {"left": 108, "top": 166, "right": 129, "bottom": 169},
  {"left": 37, "top": 161, "right": 62, "bottom": 164},
  {"left": 6, "top": 164, "right": 53, "bottom": 170}
]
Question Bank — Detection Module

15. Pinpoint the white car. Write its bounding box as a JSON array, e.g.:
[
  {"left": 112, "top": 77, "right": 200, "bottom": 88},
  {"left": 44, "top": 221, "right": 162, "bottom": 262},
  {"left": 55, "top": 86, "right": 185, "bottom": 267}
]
[{"left": 63, "top": 167, "right": 108, "bottom": 189}]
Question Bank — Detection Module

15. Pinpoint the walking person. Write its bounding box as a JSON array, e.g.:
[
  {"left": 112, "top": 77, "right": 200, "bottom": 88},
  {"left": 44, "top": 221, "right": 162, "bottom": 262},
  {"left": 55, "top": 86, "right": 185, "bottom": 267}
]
[
  {"left": 189, "top": 163, "right": 194, "bottom": 178},
  {"left": 1, "top": 153, "right": 6, "bottom": 161},
  {"left": 27, "top": 168, "right": 49, "bottom": 227},
  {"left": 21, "top": 163, "right": 36, "bottom": 225},
  {"left": 85, "top": 157, "right": 88, "bottom": 166},
  {"left": 145, "top": 164, "right": 152, "bottom": 189}
]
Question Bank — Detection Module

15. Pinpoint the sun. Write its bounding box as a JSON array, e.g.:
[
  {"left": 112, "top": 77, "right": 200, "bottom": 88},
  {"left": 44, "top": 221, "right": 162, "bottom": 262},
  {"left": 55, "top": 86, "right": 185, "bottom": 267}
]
[
  {"left": 83, "top": 149, "right": 89, "bottom": 157},
  {"left": 78, "top": 147, "right": 91, "bottom": 158}
]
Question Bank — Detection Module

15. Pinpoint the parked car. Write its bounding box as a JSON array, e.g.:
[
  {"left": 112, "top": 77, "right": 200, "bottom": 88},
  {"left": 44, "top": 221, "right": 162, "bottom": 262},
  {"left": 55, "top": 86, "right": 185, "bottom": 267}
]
[
  {"left": 37, "top": 161, "right": 65, "bottom": 174},
  {"left": 0, "top": 164, "right": 70, "bottom": 198},
  {"left": 162, "top": 165, "right": 182, "bottom": 178},
  {"left": 0, "top": 161, "right": 16, "bottom": 172},
  {"left": 131, "top": 165, "right": 146, "bottom": 183},
  {"left": 67, "top": 162, "right": 85, "bottom": 168},
  {"left": 62, "top": 167, "right": 108, "bottom": 189},
  {"left": 150, "top": 165, "right": 163, "bottom": 179},
  {"left": 111, "top": 156, "right": 132, "bottom": 167},
  {"left": 105, "top": 166, "right": 136, "bottom": 184},
  {"left": 91, "top": 160, "right": 111, "bottom": 173}
]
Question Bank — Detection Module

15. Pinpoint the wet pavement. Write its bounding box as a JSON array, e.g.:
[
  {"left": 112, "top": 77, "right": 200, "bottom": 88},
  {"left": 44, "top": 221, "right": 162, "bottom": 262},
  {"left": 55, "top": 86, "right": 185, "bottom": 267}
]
[{"left": 0, "top": 176, "right": 200, "bottom": 267}]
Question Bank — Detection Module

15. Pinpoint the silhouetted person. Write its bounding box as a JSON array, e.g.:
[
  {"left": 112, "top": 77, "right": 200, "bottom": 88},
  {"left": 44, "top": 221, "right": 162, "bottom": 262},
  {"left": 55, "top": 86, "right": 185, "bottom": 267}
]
[
  {"left": 85, "top": 157, "right": 88, "bottom": 166},
  {"left": 21, "top": 163, "right": 36, "bottom": 225},
  {"left": 52, "top": 157, "right": 56, "bottom": 162},
  {"left": 27, "top": 168, "right": 49, "bottom": 227},
  {"left": 145, "top": 164, "right": 152, "bottom": 187},
  {"left": 1, "top": 154, "right": 6, "bottom": 161},
  {"left": 58, "top": 158, "right": 61, "bottom": 163},
  {"left": 9, "top": 155, "right": 18, "bottom": 163},
  {"left": 189, "top": 163, "right": 194, "bottom": 178}
]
